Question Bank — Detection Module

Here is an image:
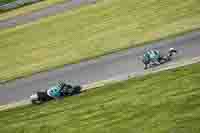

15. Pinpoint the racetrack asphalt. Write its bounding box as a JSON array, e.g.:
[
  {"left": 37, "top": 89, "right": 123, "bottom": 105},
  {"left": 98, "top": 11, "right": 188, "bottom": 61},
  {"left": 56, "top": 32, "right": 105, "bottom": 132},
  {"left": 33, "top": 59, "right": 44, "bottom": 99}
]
[
  {"left": 0, "top": 30, "right": 200, "bottom": 105},
  {"left": 0, "top": 0, "right": 97, "bottom": 30}
]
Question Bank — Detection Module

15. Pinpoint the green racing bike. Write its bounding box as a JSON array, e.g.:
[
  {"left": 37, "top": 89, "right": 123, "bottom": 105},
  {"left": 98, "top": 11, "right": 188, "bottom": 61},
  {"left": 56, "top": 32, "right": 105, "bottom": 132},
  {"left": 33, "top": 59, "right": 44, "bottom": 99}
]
[
  {"left": 30, "top": 81, "right": 82, "bottom": 104},
  {"left": 142, "top": 48, "right": 177, "bottom": 69}
]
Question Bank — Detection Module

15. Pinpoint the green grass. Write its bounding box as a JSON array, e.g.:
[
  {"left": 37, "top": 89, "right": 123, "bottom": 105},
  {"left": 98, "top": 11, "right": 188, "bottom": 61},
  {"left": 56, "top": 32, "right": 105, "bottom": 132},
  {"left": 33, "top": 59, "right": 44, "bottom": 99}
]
[
  {"left": 0, "top": 0, "right": 16, "bottom": 4},
  {"left": 1, "top": 63, "right": 200, "bottom": 133},
  {"left": 0, "top": 0, "right": 66, "bottom": 20},
  {"left": 0, "top": 0, "right": 200, "bottom": 82}
]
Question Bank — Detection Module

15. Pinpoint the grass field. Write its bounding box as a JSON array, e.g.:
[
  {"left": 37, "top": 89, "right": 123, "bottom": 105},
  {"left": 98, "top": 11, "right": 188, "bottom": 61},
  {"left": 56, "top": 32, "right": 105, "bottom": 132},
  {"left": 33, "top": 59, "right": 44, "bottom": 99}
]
[
  {"left": 0, "top": 0, "right": 200, "bottom": 82},
  {"left": 0, "top": 63, "right": 200, "bottom": 133},
  {"left": 0, "top": 0, "right": 16, "bottom": 4},
  {"left": 0, "top": 0, "right": 66, "bottom": 20}
]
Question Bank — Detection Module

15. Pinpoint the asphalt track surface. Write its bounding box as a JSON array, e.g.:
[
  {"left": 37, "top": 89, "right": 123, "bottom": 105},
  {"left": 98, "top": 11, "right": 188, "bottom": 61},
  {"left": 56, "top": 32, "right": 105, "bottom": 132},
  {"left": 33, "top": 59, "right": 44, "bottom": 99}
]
[
  {"left": 0, "top": 31, "right": 200, "bottom": 105},
  {"left": 0, "top": 0, "right": 96, "bottom": 30}
]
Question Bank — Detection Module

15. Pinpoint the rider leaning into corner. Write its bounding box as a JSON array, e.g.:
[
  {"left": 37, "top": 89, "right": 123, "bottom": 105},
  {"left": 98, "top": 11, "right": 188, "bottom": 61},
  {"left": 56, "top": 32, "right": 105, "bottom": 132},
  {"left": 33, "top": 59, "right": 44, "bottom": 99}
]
[
  {"left": 143, "top": 48, "right": 177, "bottom": 69},
  {"left": 36, "top": 82, "right": 71, "bottom": 101},
  {"left": 30, "top": 81, "right": 82, "bottom": 104}
]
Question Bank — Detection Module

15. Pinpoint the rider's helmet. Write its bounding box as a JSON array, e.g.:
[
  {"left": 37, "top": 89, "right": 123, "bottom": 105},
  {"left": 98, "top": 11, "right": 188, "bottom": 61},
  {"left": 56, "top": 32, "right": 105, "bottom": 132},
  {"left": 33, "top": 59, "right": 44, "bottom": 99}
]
[
  {"left": 169, "top": 48, "right": 177, "bottom": 53},
  {"left": 168, "top": 48, "right": 177, "bottom": 57}
]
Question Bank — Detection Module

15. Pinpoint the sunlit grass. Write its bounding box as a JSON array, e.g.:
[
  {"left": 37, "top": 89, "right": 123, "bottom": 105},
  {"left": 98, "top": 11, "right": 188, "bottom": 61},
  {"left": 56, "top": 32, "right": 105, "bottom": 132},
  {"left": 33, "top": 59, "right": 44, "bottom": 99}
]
[{"left": 0, "top": 0, "right": 199, "bottom": 82}]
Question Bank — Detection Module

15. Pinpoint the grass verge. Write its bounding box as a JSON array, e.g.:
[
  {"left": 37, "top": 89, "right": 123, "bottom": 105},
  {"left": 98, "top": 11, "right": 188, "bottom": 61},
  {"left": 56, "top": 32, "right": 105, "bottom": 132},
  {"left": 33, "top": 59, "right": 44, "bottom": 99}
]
[
  {"left": 0, "top": 0, "right": 66, "bottom": 20},
  {"left": 0, "top": 63, "right": 200, "bottom": 133},
  {"left": 0, "top": 0, "right": 200, "bottom": 82}
]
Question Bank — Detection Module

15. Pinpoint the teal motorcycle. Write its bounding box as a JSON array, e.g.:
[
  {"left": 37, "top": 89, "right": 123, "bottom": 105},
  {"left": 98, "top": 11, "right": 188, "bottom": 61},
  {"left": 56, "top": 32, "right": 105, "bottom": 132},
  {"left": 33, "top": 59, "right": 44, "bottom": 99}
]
[
  {"left": 142, "top": 48, "right": 177, "bottom": 69},
  {"left": 30, "top": 81, "right": 81, "bottom": 104}
]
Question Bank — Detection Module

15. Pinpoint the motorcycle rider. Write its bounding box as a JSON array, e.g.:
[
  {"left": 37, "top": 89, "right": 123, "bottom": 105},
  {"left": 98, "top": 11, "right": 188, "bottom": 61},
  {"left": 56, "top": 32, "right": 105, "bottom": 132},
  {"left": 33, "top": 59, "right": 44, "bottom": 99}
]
[
  {"left": 31, "top": 81, "right": 82, "bottom": 104},
  {"left": 143, "top": 48, "right": 177, "bottom": 69}
]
